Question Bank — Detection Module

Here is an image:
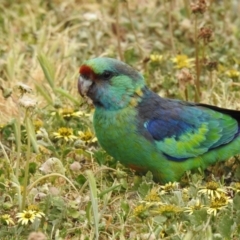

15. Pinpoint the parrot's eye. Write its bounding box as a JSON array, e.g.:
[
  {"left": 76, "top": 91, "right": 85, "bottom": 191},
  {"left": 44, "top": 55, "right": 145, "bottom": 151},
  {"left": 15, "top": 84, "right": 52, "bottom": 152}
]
[{"left": 102, "top": 70, "right": 113, "bottom": 80}]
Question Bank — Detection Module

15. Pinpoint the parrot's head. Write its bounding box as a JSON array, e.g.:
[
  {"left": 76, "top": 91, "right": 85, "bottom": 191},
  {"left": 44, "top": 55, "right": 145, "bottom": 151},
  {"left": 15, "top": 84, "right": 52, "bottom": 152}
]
[{"left": 78, "top": 57, "right": 145, "bottom": 110}]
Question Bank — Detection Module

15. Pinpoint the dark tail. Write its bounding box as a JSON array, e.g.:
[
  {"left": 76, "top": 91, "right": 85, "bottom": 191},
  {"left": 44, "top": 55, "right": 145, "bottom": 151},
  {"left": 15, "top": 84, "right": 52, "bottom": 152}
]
[{"left": 198, "top": 103, "right": 240, "bottom": 123}]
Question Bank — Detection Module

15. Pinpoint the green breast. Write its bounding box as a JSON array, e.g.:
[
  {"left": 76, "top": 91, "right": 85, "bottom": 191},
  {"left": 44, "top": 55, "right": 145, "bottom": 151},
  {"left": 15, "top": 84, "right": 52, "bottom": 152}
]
[{"left": 93, "top": 107, "right": 159, "bottom": 171}]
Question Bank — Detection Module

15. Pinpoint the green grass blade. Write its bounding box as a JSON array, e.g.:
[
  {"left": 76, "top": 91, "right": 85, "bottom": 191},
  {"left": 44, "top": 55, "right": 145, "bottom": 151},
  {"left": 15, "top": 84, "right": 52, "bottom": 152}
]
[
  {"left": 55, "top": 87, "right": 79, "bottom": 105},
  {"left": 37, "top": 54, "right": 55, "bottom": 90},
  {"left": 86, "top": 170, "right": 99, "bottom": 239},
  {"left": 35, "top": 83, "right": 53, "bottom": 105}
]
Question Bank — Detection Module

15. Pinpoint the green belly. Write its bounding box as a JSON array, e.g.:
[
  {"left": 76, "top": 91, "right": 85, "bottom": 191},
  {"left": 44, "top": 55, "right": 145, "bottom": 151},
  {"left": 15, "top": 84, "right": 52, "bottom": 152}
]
[{"left": 93, "top": 107, "right": 157, "bottom": 171}]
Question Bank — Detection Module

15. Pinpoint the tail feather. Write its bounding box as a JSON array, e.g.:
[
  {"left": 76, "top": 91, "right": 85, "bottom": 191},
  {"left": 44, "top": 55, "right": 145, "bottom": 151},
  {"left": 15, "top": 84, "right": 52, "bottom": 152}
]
[{"left": 198, "top": 103, "right": 240, "bottom": 124}]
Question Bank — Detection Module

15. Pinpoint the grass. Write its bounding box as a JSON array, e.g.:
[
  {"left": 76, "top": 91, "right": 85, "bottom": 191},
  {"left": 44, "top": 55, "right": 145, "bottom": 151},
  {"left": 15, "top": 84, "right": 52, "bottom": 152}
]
[{"left": 1, "top": 0, "right": 240, "bottom": 239}]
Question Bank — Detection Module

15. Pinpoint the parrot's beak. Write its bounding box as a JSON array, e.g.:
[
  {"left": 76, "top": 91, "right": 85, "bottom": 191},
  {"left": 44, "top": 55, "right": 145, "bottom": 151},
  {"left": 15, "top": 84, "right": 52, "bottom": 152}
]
[{"left": 78, "top": 75, "right": 93, "bottom": 97}]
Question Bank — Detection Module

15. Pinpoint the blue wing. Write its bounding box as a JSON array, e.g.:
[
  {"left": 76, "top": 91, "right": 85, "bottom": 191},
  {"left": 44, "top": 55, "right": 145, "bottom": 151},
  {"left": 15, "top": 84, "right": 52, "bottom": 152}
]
[{"left": 138, "top": 92, "right": 239, "bottom": 161}]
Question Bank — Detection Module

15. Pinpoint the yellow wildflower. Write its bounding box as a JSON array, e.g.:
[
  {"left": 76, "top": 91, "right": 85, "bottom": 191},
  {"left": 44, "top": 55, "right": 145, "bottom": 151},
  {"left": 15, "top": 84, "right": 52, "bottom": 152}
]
[
  {"left": 198, "top": 181, "right": 226, "bottom": 199},
  {"left": 144, "top": 187, "right": 161, "bottom": 202},
  {"left": 154, "top": 204, "right": 182, "bottom": 217},
  {"left": 16, "top": 208, "right": 45, "bottom": 225},
  {"left": 172, "top": 55, "right": 194, "bottom": 69},
  {"left": 33, "top": 119, "right": 43, "bottom": 133},
  {"left": 230, "top": 182, "right": 240, "bottom": 193},
  {"left": 78, "top": 128, "right": 97, "bottom": 144},
  {"left": 226, "top": 69, "right": 240, "bottom": 79},
  {"left": 1, "top": 214, "right": 14, "bottom": 225},
  {"left": 53, "top": 127, "right": 77, "bottom": 142},
  {"left": 184, "top": 199, "right": 204, "bottom": 215},
  {"left": 27, "top": 205, "right": 45, "bottom": 218},
  {"left": 159, "top": 229, "right": 167, "bottom": 239},
  {"left": 206, "top": 193, "right": 232, "bottom": 216},
  {"left": 160, "top": 182, "right": 178, "bottom": 194},
  {"left": 150, "top": 54, "right": 163, "bottom": 63},
  {"left": 16, "top": 210, "right": 37, "bottom": 225},
  {"left": 52, "top": 108, "right": 90, "bottom": 120},
  {"left": 59, "top": 108, "right": 86, "bottom": 120},
  {"left": 182, "top": 188, "right": 190, "bottom": 202},
  {"left": 132, "top": 204, "right": 149, "bottom": 219}
]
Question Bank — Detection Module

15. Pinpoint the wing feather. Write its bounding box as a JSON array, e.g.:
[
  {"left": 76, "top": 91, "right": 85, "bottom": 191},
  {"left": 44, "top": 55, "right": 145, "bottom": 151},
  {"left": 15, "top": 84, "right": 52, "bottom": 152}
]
[{"left": 142, "top": 99, "right": 238, "bottom": 160}]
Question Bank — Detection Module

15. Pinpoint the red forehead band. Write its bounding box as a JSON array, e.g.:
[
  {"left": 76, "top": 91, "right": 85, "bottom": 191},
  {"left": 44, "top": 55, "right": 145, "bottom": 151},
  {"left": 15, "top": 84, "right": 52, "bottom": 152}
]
[{"left": 79, "top": 65, "right": 94, "bottom": 76}]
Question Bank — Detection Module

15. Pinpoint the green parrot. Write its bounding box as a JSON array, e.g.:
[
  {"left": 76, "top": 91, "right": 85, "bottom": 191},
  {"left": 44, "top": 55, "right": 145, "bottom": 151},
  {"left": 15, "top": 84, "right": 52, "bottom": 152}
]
[{"left": 78, "top": 57, "right": 240, "bottom": 183}]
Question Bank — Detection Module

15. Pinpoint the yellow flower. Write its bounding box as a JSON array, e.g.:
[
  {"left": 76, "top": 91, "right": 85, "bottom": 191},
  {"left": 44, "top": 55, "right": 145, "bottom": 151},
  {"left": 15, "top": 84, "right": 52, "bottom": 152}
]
[
  {"left": 172, "top": 55, "right": 194, "bottom": 69},
  {"left": 53, "top": 127, "right": 77, "bottom": 142},
  {"left": 160, "top": 182, "right": 178, "bottom": 194},
  {"left": 144, "top": 187, "right": 161, "bottom": 202},
  {"left": 52, "top": 108, "right": 90, "bottom": 120},
  {"left": 1, "top": 214, "right": 15, "bottom": 225},
  {"left": 182, "top": 188, "right": 190, "bottom": 202},
  {"left": 16, "top": 209, "right": 45, "bottom": 225},
  {"left": 226, "top": 69, "right": 240, "bottom": 79},
  {"left": 59, "top": 108, "right": 86, "bottom": 120},
  {"left": 78, "top": 128, "right": 97, "bottom": 144},
  {"left": 150, "top": 54, "right": 163, "bottom": 63},
  {"left": 27, "top": 205, "right": 45, "bottom": 218},
  {"left": 154, "top": 204, "right": 182, "bottom": 217},
  {"left": 230, "top": 182, "right": 240, "bottom": 193},
  {"left": 33, "top": 119, "right": 43, "bottom": 132},
  {"left": 27, "top": 204, "right": 39, "bottom": 211},
  {"left": 16, "top": 210, "right": 37, "bottom": 225},
  {"left": 132, "top": 204, "right": 149, "bottom": 219},
  {"left": 206, "top": 193, "right": 232, "bottom": 216},
  {"left": 184, "top": 199, "right": 204, "bottom": 215},
  {"left": 198, "top": 181, "right": 226, "bottom": 199},
  {"left": 159, "top": 229, "right": 167, "bottom": 239}
]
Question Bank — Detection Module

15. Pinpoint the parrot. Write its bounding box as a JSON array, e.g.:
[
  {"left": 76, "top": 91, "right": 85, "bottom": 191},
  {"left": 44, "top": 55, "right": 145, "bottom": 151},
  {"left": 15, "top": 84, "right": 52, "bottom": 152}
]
[{"left": 78, "top": 57, "right": 240, "bottom": 183}]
